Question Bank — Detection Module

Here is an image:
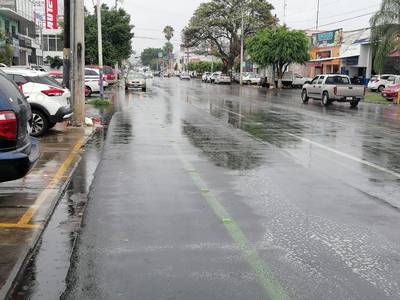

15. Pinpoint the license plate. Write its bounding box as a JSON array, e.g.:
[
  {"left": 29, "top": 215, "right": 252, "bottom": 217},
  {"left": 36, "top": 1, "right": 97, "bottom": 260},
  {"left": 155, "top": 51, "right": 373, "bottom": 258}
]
[{"left": 346, "top": 97, "right": 353, "bottom": 100}]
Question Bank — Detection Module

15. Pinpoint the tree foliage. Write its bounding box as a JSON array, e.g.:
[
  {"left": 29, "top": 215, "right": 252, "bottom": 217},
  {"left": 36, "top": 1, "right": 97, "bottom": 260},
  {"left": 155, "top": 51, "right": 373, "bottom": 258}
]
[
  {"left": 370, "top": 0, "right": 400, "bottom": 73},
  {"left": 163, "top": 25, "right": 175, "bottom": 42},
  {"left": 85, "top": 4, "right": 134, "bottom": 66},
  {"left": 46, "top": 56, "right": 63, "bottom": 69},
  {"left": 0, "top": 31, "right": 13, "bottom": 66},
  {"left": 188, "top": 61, "right": 223, "bottom": 73},
  {"left": 140, "top": 48, "right": 163, "bottom": 70},
  {"left": 247, "top": 27, "right": 309, "bottom": 85},
  {"left": 182, "top": 0, "right": 276, "bottom": 71}
]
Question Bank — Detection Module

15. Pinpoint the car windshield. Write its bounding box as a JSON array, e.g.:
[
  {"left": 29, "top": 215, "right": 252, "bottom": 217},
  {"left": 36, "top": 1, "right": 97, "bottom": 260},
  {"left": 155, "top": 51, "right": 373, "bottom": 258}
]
[
  {"left": 30, "top": 76, "right": 64, "bottom": 88},
  {"left": 103, "top": 67, "right": 113, "bottom": 75},
  {"left": 128, "top": 73, "right": 145, "bottom": 80}
]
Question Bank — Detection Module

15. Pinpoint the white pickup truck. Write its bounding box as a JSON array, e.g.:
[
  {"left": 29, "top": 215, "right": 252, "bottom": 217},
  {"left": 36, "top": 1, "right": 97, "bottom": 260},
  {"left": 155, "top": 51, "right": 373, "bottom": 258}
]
[{"left": 301, "top": 74, "right": 365, "bottom": 107}]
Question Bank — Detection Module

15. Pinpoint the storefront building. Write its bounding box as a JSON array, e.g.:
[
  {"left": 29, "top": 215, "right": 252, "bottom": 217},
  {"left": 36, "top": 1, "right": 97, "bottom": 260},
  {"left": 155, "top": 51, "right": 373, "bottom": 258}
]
[{"left": 308, "top": 29, "right": 343, "bottom": 77}]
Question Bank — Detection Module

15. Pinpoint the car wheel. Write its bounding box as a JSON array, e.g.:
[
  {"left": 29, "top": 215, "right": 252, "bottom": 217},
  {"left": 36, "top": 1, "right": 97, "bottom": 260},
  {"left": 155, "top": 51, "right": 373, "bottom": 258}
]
[
  {"left": 378, "top": 85, "right": 385, "bottom": 93},
  {"left": 350, "top": 100, "right": 359, "bottom": 108},
  {"left": 31, "top": 109, "right": 49, "bottom": 137},
  {"left": 85, "top": 86, "right": 92, "bottom": 97},
  {"left": 301, "top": 89, "right": 309, "bottom": 103},
  {"left": 322, "top": 92, "right": 330, "bottom": 106}
]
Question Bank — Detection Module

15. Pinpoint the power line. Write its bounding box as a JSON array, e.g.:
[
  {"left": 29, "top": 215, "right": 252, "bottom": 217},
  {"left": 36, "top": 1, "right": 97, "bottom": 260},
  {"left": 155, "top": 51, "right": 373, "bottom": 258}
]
[{"left": 304, "top": 11, "right": 375, "bottom": 30}]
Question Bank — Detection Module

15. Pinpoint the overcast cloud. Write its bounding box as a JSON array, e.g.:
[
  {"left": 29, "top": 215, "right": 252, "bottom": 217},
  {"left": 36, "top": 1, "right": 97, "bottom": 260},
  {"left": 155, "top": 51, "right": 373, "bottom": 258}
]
[{"left": 84, "top": 0, "right": 382, "bottom": 55}]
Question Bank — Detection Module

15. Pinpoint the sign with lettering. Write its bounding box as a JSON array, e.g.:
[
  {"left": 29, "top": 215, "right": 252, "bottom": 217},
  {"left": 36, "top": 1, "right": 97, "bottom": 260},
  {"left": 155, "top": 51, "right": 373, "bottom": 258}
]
[
  {"left": 312, "top": 29, "right": 342, "bottom": 48},
  {"left": 45, "top": 0, "right": 58, "bottom": 29}
]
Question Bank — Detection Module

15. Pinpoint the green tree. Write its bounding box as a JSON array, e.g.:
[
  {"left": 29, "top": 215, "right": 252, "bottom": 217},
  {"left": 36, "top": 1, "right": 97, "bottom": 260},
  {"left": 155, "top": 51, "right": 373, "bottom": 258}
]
[
  {"left": 85, "top": 4, "right": 134, "bottom": 66},
  {"left": 141, "top": 48, "right": 163, "bottom": 66},
  {"left": 188, "top": 61, "right": 223, "bottom": 73},
  {"left": 46, "top": 56, "right": 63, "bottom": 69},
  {"left": 163, "top": 25, "right": 175, "bottom": 42},
  {"left": 0, "top": 31, "right": 13, "bottom": 66},
  {"left": 247, "top": 26, "right": 309, "bottom": 87},
  {"left": 182, "top": 0, "right": 276, "bottom": 72},
  {"left": 370, "top": 0, "right": 400, "bottom": 73}
]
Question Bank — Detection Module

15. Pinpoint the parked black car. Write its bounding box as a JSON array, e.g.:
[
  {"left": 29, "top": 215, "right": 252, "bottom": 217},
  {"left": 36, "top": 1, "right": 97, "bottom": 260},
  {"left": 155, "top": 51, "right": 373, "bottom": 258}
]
[{"left": 0, "top": 69, "right": 39, "bottom": 183}]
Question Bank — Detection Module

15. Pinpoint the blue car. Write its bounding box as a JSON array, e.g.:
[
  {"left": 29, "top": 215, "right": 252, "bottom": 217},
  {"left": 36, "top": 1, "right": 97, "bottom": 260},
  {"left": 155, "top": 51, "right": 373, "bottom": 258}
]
[{"left": 0, "top": 69, "right": 39, "bottom": 183}]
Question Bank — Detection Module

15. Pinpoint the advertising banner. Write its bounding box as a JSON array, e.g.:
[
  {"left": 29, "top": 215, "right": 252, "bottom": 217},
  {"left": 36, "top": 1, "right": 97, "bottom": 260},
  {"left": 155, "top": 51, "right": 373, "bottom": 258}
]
[
  {"left": 45, "top": 0, "right": 58, "bottom": 29},
  {"left": 312, "top": 29, "right": 342, "bottom": 48}
]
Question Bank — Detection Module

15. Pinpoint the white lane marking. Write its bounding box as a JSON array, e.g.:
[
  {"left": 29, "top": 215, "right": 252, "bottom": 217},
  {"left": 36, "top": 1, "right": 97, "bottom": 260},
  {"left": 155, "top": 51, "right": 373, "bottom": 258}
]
[{"left": 285, "top": 132, "right": 400, "bottom": 179}]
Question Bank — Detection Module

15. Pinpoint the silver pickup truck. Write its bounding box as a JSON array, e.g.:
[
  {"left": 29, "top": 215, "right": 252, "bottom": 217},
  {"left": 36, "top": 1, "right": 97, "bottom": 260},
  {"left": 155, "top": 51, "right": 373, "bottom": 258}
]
[{"left": 301, "top": 74, "right": 366, "bottom": 107}]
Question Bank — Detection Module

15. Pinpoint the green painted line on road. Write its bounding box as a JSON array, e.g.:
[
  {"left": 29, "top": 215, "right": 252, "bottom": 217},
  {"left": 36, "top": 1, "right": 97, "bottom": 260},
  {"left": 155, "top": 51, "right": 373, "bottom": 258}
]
[{"left": 173, "top": 144, "right": 289, "bottom": 300}]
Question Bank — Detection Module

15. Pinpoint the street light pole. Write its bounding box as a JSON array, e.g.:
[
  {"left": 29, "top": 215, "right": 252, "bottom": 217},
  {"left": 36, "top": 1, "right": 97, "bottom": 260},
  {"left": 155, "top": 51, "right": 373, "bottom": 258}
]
[
  {"left": 239, "top": 6, "right": 244, "bottom": 86},
  {"left": 316, "top": 0, "right": 320, "bottom": 30},
  {"left": 97, "top": 0, "right": 104, "bottom": 98}
]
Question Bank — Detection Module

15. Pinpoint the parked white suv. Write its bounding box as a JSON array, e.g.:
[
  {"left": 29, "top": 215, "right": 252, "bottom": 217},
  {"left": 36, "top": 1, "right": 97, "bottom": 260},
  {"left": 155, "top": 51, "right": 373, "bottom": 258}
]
[
  {"left": 367, "top": 74, "right": 399, "bottom": 92},
  {"left": 2, "top": 68, "right": 72, "bottom": 136},
  {"left": 85, "top": 68, "right": 109, "bottom": 97}
]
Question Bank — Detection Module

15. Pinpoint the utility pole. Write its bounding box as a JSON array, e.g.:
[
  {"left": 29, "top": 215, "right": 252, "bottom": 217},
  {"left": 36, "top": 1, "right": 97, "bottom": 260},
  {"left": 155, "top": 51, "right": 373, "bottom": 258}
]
[
  {"left": 239, "top": 6, "right": 244, "bottom": 86},
  {"left": 316, "top": 0, "right": 320, "bottom": 30},
  {"left": 283, "top": 0, "right": 287, "bottom": 25},
  {"left": 63, "top": 0, "right": 71, "bottom": 89},
  {"left": 97, "top": 0, "right": 104, "bottom": 98},
  {"left": 72, "top": 0, "right": 85, "bottom": 125}
]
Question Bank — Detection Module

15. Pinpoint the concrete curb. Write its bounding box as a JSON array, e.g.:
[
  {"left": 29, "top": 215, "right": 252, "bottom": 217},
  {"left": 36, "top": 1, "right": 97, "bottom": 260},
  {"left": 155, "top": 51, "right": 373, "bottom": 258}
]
[{"left": 0, "top": 128, "right": 97, "bottom": 300}]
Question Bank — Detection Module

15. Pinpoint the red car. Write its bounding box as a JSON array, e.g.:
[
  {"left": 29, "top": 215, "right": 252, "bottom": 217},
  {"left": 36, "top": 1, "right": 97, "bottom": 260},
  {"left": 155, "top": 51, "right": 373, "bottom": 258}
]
[
  {"left": 86, "top": 65, "right": 117, "bottom": 84},
  {"left": 382, "top": 84, "right": 400, "bottom": 101}
]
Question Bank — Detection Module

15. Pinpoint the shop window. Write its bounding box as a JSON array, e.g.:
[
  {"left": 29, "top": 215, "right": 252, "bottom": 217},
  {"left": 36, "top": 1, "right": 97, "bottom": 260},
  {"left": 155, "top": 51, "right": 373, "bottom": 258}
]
[
  {"left": 56, "top": 36, "right": 64, "bottom": 51},
  {"left": 48, "top": 35, "right": 56, "bottom": 51},
  {"left": 42, "top": 35, "right": 49, "bottom": 51}
]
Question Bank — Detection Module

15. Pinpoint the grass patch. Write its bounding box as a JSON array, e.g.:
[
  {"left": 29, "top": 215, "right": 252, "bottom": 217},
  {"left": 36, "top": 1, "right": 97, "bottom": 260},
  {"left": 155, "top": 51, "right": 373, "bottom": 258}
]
[
  {"left": 364, "top": 93, "right": 392, "bottom": 105},
  {"left": 87, "top": 98, "right": 112, "bottom": 106}
]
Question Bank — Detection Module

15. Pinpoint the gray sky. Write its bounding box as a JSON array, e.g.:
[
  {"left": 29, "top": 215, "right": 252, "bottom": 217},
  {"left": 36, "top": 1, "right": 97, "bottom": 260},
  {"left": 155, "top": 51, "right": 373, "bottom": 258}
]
[{"left": 84, "top": 0, "right": 382, "bottom": 55}]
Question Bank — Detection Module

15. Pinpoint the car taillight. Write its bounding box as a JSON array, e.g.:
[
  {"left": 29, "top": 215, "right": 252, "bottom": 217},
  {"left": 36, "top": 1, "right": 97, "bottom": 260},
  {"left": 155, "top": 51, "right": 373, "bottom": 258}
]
[
  {"left": 41, "top": 88, "right": 65, "bottom": 97},
  {"left": 333, "top": 86, "right": 337, "bottom": 95},
  {"left": 0, "top": 111, "right": 17, "bottom": 139}
]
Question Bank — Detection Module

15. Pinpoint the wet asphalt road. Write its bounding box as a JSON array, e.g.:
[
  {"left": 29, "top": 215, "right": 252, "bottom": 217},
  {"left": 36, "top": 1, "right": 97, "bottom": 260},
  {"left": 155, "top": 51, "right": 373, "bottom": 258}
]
[{"left": 63, "top": 79, "right": 400, "bottom": 300}]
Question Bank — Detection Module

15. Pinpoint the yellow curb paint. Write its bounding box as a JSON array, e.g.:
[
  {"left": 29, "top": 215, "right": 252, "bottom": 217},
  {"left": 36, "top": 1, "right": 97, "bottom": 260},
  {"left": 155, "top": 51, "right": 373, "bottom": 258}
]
[
  {"left": 17, "top": 137, "right": 85, "bottom": 226},
  {"left": 0, "top": 223, "right": 42, "bottom": 229}
]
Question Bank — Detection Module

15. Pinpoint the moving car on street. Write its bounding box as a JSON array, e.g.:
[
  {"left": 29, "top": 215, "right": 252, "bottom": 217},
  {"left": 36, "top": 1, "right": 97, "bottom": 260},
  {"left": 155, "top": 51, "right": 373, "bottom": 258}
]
[
  {"left": 180, "top": 73, "right": 191, "bottom": 80},
  {"left": 2, "top": 68, "right": 73, "bottom": 136},
  {"left": 382, "top": 84, "right": 400, "bottom": 101},
  {"left": 301, "top": 74, "right": 365, "bottom": 107},
  {"left": 125, "top": 72, "right": 147, "bottom": 91},
  {"left": 214, "top": 73, "right": 231, "bottom": 84},
  {"left": 0, "top": 69, "right": 39, "bottom": 183},
  {"left": 367, "top": 74, "right": 399, "bottom": 92}
]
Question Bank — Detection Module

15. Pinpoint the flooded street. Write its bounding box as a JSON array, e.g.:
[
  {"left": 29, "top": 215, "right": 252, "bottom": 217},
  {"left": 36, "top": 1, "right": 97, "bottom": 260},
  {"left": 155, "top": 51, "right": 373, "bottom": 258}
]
[{"left": 44, "top": 78, "right": 400, "bottom": 299}]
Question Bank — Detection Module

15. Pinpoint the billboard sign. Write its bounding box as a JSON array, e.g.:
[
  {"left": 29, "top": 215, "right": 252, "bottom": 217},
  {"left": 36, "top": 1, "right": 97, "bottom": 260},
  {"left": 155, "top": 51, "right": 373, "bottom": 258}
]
[
  {"left": 45, "top": 0, "right": 58, "bottom": 29},
  {"left": 312, "top": 29, "right": 342, "bottom": 48}
]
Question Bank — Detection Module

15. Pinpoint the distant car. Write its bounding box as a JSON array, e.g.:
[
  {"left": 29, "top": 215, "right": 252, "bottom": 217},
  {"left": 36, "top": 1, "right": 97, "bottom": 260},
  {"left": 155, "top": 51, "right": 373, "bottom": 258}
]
[
  {"left": 125, "top": 72, "right": 146, "bottom": 91},
  {"left": 215, "top": 73, "right": 231, "bottom": 84},
  {"left": 382, "top": 84, "right": 400, "bottom": 101},
  {"left": 30, "top": 65, "right": 47, "bottom": 72},
  {"left": 243, "top": 73, "right": 261, "bottom": 85},
  {"left": 301, "top": 74, "right": 366, "bottom": 107},
  {"left": 2, "top": 68, "right": 73, "bottom": 136},
  {"left": 0, "top": 69, "right": 39, "bottom": 183},
  {"left": 144, "top": 72, "right": 154, "bottom": 79},
  {"left": 282, "top": 72, "right": 312, "bottom": 88},
  {"left": 48, "top": 71, "right": 64, "bottom": 85},
  {"left": 202, "top": 72, "right": 211, "bottom": 82},
  {"left": 0, "top": 63, "right": 7, "bottom": 68},
  {"left": 209, "top": 72, "right": 221, "bottom": 83},
  {"left": 367, "top": 74, "right": 400, "bottom": 92},
  {"left": 85, "top": 68, "right": 109, "bottom": 96},
  {"left": 86, "top": 65, "right": 117, "bottom": 84},
  {"left": 180, "top": 73, "right": 191, "bottom": 80}
]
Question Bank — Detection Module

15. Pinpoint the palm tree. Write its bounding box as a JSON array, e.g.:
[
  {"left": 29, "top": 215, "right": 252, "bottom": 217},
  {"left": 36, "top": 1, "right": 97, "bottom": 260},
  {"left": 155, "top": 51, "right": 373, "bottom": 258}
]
[
  {"left": 370, "top": 0, "right": 400, "bottom": 73},
  {"left": 163, "top": 25, "right": 175, "bottom": 42}
]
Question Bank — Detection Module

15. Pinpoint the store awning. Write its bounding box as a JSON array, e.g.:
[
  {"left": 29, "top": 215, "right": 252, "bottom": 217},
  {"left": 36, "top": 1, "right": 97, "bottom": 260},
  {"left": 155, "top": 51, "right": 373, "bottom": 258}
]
[{"left": 309, "top": 54, "right": 359, "bottom": 63}]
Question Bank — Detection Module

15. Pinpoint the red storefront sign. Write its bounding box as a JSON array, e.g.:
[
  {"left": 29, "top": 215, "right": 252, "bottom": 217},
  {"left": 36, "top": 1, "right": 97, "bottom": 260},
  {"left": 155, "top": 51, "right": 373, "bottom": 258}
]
[{"left": 45, "top": 0, "right": 58, "bottom": 29}]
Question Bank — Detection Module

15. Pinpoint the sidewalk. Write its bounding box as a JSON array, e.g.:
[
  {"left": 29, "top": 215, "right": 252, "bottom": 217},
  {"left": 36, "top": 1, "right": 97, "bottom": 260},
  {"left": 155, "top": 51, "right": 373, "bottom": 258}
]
[{"left": 0, "top": 125, "right": 94, "bottom": 299}]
